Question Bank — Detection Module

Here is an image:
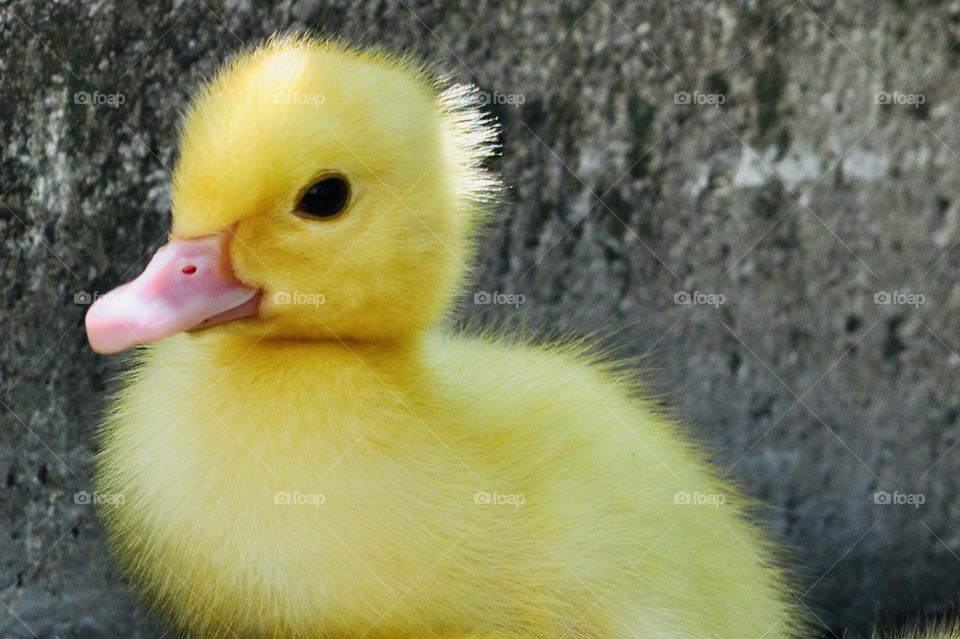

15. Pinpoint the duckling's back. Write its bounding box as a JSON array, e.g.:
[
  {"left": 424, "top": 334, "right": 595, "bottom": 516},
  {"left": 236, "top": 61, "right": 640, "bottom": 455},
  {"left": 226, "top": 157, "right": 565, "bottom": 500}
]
[{"left": 421, "top": 331, "right": 804, "bottom": 638}]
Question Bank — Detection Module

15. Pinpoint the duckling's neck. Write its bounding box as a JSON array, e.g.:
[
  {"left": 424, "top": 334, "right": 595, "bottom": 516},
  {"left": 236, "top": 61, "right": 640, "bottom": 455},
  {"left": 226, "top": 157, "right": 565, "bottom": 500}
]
[
  {"left": 156, "top": 330, "right": 437, "bottom": 447},
  {"left": 189, "top": 329, "right": 432, "bottom": 410}
]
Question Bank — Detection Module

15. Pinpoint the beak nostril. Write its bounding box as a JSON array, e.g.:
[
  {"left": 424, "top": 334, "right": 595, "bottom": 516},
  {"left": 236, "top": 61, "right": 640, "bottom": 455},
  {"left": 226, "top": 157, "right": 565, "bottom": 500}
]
[{"left": 181, "top": 265, "right": 198, "bottom": 275}]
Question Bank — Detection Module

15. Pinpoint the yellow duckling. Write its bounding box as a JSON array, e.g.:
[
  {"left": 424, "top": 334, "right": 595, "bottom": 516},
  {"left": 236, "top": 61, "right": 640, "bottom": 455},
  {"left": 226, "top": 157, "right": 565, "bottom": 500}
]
[{"left": 87, "top": 34, "right": 818, "bottom": 638}]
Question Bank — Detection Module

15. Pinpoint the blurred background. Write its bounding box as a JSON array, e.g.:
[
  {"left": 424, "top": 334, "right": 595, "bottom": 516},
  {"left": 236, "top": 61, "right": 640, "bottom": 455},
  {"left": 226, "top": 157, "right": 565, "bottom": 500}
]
[{"left": 2, "top": 0, "right": 960, "bottom": 637}]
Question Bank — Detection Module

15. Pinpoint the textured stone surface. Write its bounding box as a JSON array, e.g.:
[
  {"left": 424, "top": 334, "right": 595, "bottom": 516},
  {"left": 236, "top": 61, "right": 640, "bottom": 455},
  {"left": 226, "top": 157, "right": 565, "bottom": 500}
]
[{"left": 3, "top": 0, "right": 960, "bottom": 636}]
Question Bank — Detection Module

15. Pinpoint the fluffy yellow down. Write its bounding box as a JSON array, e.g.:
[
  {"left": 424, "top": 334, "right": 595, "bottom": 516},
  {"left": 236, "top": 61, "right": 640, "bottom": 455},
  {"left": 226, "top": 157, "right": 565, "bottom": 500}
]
[{"left": 94, "top": 33, "right": 952, "bottom": 639}]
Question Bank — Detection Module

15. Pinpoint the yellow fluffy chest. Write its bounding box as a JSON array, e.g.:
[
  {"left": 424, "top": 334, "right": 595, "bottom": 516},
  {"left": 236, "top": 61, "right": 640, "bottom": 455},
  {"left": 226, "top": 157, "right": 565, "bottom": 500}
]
[{"left": 96, "top": 336, "right": 488, "bottom": 637}]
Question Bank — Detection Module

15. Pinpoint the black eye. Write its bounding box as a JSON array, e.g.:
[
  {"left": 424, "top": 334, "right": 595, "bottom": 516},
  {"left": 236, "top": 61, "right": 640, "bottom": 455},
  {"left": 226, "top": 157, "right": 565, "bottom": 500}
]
[{"left": 296, "top": 176, "right": 350, "bottom": 220}]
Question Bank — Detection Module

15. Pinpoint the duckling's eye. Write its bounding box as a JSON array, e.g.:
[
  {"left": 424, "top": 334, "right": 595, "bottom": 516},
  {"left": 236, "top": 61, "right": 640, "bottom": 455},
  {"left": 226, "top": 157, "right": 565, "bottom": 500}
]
[{"left": 296, "top": 176, "right": 350, "bottom": 220}]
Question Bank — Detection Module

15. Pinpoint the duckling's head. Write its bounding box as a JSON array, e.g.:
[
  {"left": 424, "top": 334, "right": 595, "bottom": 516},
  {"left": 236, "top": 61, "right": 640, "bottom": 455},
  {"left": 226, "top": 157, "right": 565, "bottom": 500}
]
[{"left": 86, "top": 35, "right": 498, "bottom": 353}]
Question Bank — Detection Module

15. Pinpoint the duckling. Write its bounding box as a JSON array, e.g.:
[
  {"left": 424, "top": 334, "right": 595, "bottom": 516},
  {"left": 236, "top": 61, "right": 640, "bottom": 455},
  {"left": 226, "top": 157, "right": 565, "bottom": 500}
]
[{"left": 85, "top": 34, "right": 804, "bottom": 638}]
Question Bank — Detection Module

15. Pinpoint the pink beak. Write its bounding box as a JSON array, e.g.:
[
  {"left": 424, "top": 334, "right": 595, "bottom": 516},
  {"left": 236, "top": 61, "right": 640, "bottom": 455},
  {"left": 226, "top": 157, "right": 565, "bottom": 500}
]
[{"left": 85, "top": 229, "right": 260, "bottom": 354}]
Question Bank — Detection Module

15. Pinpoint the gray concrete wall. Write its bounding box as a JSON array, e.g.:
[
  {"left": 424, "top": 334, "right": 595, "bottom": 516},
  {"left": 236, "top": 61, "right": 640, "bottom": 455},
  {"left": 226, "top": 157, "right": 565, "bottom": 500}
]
[{"left": 2, "top": 1, "right": 959, "bottom": 637}]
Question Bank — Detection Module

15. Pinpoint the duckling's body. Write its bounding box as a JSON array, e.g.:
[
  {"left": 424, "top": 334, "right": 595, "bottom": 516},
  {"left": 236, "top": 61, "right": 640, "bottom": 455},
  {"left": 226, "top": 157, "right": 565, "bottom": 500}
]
[
  {"left": 98, "top": 330, "right": 797, "bottom": 638},
  {"left": 87, "top": 34, "right": 809, "bottom": 638}
]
